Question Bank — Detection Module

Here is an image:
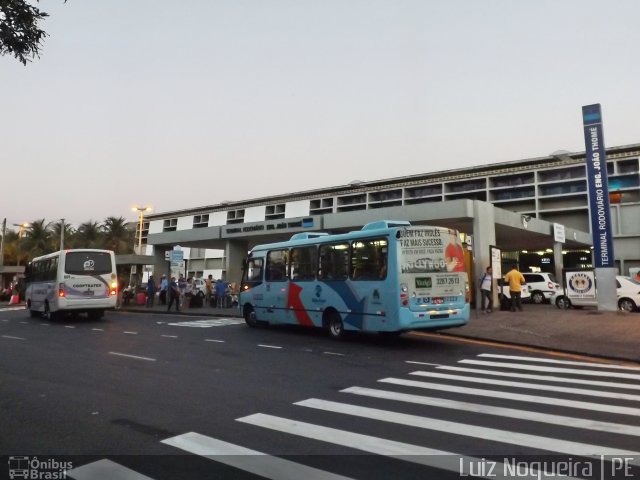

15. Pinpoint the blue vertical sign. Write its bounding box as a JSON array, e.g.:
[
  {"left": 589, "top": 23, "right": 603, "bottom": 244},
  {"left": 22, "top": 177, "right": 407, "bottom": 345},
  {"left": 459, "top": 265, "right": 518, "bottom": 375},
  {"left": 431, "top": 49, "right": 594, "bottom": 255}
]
[{"left": 582, "top": 104, "right": 614, "bottom": 268}]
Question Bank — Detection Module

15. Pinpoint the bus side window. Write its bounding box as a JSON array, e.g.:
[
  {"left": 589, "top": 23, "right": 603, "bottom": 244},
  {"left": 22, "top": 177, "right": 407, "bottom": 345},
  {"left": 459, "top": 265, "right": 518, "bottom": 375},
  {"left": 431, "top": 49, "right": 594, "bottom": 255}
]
[
  {"left": 351, "top": 239, "right": 388, "bottom": 281},
  {"left": 266, "top": 249, "right": 288, "bottom": 282},
  {"left": 318, "top": 243, "right": 348, "bottom": 281}
]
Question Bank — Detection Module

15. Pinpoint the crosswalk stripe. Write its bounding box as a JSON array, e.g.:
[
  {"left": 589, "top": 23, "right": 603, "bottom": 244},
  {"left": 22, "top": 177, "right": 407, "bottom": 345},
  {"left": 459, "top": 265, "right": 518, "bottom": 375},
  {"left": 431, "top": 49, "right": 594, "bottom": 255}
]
[
  {"left": 459, "top": 360, "right": 640, "bottom": 380},
  {"left": 295, "top": 398, "right": 640, "bottom": 459},
  {"left": 67, "top": 459, "right": 154, "bottom": 480},
  {"left": 342, "top": 386, "right": 640, "bottom": 437},
  {"left": 410, "top": 371, "right": 640, "bottom": 401},
  {"left": 478, "top": 353, "right": 640, "bottom": 371},
  {"left": 379, "top": 377, "right": 640, "bottom": 416},
  {"left": 436, "top": 365, "right": 640, "bottom": 390},
  {"left": 161, "top": 432, "right": 354, "bottom": 480},
  {"left": 236, "top": 413, "right": 579, "bottom": 479}
]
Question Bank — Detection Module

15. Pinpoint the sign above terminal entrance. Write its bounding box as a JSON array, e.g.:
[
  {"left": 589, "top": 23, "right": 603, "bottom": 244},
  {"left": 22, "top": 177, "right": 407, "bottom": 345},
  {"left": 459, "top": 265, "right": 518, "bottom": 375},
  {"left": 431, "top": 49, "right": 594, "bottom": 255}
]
[{"left": 222, "top": 216, "right": 318, "bottom": 238}]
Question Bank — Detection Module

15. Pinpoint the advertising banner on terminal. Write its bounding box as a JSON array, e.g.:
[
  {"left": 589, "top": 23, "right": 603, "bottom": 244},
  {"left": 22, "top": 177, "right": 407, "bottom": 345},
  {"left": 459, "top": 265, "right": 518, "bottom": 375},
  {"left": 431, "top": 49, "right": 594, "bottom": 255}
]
[{"left": 581, "top": 104, "right": 615, "bottom": 268}]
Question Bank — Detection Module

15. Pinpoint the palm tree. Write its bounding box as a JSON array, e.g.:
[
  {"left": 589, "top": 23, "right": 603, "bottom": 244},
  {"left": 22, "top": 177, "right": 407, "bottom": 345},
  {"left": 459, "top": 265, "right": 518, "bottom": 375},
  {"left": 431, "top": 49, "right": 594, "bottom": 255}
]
[
  {"left": 75, "top": 220, "right": 103, "bottom": 249},
  {"left": 103, "top": 216, "right": 134, "bottom": 254},
  {"left": 24, "top": 219, "right": 53, "bottom": 258}
]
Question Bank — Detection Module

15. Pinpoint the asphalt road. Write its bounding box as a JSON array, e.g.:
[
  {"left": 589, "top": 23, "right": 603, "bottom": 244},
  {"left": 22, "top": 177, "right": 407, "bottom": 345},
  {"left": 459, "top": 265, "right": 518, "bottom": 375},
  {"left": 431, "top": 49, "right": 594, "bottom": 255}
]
[{"left": 1, "top": 307, "right": 639, "bottom": 480}]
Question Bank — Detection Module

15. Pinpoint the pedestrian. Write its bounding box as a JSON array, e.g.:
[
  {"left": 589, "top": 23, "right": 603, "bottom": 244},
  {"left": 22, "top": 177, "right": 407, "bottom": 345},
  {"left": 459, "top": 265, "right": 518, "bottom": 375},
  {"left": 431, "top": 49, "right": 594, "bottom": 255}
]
[
  {"left": 205, "top": 274, "right": 213, "bottom": 307},
  {"left": 159, "top": 274, "right": 168, "bottom": 305},
  {"left": 167, "top": 276, "right": 180, "bottom": 312},
  {"left": 215, "top": 278, "right": 227, "bottom": 308},
  {"left": 504, "top": 264, "right": 526, "bottom": 312},
  {"left": 479, "top": 266, "right": 493, "bottom": 314},
  {"left": 146, "top": 275, "right": 156, "bottom": 308}
]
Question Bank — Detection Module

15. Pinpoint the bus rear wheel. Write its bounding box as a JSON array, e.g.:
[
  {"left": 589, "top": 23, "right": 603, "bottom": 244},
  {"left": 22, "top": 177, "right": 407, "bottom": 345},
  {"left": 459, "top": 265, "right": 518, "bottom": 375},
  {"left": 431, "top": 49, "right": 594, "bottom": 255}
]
[
  {"left": 326, "top": 311, "right": 345, "bottom": 340},
  {"left": 43, "top": 303, "right": 57, "bottom": 321}
]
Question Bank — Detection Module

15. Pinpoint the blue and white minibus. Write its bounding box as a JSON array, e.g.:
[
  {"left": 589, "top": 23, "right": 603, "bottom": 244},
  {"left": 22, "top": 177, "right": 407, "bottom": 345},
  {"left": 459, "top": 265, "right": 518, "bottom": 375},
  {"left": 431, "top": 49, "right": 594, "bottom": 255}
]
[
  {"left": 240, "top": 220, "right": 470, "bottom": 338},
  {"left": 25, "top": 249, "right": 118, "bottom": 320}
]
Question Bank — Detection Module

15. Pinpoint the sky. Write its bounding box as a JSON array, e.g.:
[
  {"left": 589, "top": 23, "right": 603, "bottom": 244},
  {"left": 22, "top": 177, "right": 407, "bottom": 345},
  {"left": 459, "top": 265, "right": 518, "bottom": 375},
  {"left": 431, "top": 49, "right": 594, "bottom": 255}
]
[{"left": 2, "top": 0, "right": 639, "bottom": 229}]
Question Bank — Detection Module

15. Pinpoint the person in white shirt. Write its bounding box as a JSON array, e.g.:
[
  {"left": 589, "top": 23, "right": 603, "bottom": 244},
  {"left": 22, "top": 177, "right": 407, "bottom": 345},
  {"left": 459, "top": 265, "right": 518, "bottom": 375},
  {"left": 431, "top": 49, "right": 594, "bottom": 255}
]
[{"left": 479, "top": 266, "right": 493, "bottom": 313}]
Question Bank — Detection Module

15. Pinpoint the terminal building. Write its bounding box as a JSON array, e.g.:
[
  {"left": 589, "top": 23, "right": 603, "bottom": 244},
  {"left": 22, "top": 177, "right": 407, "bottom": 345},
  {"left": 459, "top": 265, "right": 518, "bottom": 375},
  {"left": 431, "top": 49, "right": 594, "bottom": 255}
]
[{"left": 140, "top": 142, "right": 640, "bottom": 294}]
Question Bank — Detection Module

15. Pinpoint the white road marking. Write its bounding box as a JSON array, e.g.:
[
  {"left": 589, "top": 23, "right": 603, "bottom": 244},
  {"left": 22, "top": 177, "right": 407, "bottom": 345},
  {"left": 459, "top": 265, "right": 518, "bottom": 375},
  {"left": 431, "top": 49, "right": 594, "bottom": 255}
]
[
  {"left": 323, "top": 351, "right": 345, "bottom": 356},
  {"left": 379, "top": 377, "right": 640, "bottom": 416},
  {"left": 478, "top": 353, "right": 640, "bottom": 370},
  {"left": 108, "top": 352, "right": 156, "bottom": 362},
  {"left": 205, "top": 339, "right": 225, "bottom": 343},
  {"left": 40, "top": 323, "right": 50, "bottom": 326},
  {"left": 258, "top": 344, "right": 283, "bottom": 349},
  {"left": 410, "top": 370, "right": 640, "bottom": 402},
  {"left": 0, "top": 307, "right": 25, "bottom": 312},
  {"left": 296, "top": 398, "right": 640, "bottom": 459},
  {"left": 67, "top": 458, "right": 154, "bottom": 480},
  {"left": 162, "top": 432, "right": 355, "bottom": 480},
  {"left": 406, "top": 361, "right": 441, "bottom": 366},
  {"left": 161, "top": 334, "right": 178, "bottom": 338},
  {"left": 123, "top": 331, "right": 138, "bottom": 335},
  {"left": 342, "top": 386, "right": 640, "bottom": 436},
  {"left": 64, "top": 325, "right": 76, "bottom": 329},
  {"left": 2, "top": 335, "right": 25, "bottom": 340},
  {"left": 92, "top": 328, "right": 104, "bottom": 331},
  {"left": 236, "top": 413, "right": 555, "bottom": 478},
  {"left": 19, "top": 321, "right": 28, "bottom": 324},
  {"left": 168, "top": 318, "right": 243, "bottom": 328},
  {"left": 437, "top": 365, "right": 640, "bottom": 390},
  {"left": 459, "top": 359, "right": 640, "bottom": 381}
]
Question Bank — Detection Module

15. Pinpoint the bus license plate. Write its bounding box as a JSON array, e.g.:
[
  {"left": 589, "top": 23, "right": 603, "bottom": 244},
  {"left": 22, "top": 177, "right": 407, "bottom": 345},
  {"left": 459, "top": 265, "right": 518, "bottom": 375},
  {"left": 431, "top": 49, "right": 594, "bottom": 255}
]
[
  {"left": 432, "top": 297, "right": 444, "bottom": 304},
  {"left": 83, "top": 290, "right": 94, "bottom": 296}
]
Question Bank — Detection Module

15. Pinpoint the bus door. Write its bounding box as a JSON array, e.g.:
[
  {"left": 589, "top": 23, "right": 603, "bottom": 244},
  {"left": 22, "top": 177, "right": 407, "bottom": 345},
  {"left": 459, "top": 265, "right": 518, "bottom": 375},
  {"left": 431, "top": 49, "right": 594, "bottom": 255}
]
[{"left": 263, "top": 249, "right": 289, "bottom": 323}]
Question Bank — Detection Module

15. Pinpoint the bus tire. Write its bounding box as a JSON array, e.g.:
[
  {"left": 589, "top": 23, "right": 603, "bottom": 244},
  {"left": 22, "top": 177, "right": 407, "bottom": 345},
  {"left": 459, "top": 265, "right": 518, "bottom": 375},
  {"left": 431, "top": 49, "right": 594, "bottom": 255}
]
[
  {"left": 325, "top": 310, "right": 345, "bottom": 340},
  {"left": 43, "top": 302, "right": 56, "bottom": 321},
  {"left": 243, "top": 304, "right": 258, "bottom": 327}
]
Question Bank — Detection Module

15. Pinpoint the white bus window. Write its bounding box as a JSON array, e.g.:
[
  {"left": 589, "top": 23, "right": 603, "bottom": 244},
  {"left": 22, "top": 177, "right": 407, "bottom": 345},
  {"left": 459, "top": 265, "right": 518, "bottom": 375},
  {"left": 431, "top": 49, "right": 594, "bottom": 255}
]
[{"left": 65, "top": 252, "right": 113, "bottom": 275}]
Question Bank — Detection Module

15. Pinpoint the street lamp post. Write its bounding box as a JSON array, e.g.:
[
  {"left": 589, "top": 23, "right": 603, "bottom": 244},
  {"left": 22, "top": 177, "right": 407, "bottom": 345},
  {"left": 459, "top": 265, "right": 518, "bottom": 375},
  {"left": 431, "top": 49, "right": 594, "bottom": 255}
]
[
  {"left": 132, "top": 206, "right": 152, "bottom": 255},
  {"left": 13, "top": 223, "right": 29, "bottom": 267}
]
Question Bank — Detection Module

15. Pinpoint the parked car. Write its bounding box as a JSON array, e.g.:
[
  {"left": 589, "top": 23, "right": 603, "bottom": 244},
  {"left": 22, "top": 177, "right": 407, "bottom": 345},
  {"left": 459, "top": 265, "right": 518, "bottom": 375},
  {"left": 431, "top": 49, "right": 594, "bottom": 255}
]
[
  {"left": 555, "top": 275, "right": 640, "bottom": 312},
  {"left": 496, "top": 279, "right": 530, "bottom": 310},
  {"left": 192, "top": 278, "right": 207, "bottom": 298},
  {"left": 522, "top": 272, "right": 561, "bottom": 304}
]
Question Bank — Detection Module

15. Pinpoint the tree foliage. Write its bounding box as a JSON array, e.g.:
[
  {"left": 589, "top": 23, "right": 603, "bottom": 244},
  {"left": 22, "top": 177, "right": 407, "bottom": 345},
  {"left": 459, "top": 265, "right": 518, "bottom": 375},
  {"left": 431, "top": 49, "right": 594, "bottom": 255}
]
[
  {"left": 0, "top": 0, "right": 64, "bottom": 65},
  {"left": 1, "top": 216, "right": 136, "bottom": 265}
]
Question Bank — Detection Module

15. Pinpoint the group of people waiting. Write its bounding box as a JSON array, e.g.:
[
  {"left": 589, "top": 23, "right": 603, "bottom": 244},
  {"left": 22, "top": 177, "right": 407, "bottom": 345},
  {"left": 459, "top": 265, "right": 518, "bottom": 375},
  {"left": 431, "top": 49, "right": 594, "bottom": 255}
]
[
  {"left": 143, "top": 274, "right": 238, "bottom": 312},
  {"left": 478, "top": 263, "right": 526, "bottom": 313}
]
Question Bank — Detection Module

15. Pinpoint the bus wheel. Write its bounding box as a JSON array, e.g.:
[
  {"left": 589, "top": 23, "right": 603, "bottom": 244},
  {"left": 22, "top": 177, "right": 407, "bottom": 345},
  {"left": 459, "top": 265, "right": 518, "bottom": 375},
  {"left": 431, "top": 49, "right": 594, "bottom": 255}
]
[
  {"left": 43, "top": 303, "right": 56, "bottom": 321},
  {"left": 326, "top": 311, "right": 345, "bottom": 340},
  {"left": 243, "top": 305, "right": 258, "bottom": 327}
]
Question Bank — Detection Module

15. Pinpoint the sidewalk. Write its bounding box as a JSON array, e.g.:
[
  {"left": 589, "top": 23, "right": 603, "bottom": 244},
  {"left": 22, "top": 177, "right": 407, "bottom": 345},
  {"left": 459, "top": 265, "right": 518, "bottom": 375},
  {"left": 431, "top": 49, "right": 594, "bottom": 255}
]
[{"left": 118, "top": 301, "right": 640, "bottom": 363}]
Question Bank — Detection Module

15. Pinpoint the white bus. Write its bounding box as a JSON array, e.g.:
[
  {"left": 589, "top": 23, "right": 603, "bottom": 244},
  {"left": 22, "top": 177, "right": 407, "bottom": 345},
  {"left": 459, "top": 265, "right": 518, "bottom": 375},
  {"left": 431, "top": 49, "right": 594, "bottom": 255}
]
[{"left": 25, "top": 249, "right": 118, "bottom": 320}]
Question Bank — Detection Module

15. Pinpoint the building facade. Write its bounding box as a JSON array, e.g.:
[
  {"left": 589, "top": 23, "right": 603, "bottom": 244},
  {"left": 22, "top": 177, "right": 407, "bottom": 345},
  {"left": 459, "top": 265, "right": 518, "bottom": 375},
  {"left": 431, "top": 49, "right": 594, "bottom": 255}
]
[{"left": 142, "top": 143, "right": 640, "bottom": 284}]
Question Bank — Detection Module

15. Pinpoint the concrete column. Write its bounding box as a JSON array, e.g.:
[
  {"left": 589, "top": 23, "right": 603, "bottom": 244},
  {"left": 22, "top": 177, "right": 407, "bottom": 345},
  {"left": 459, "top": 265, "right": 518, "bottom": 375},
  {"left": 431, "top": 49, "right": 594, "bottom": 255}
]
[
  {"left": 553, "top": 242, "right": 564, "bottom": 287},
  {"left": 472, "top": 201, "right": 497, "bottom": 313},
  {"left": 225, "top": 239, "right": 249, "bottom": 284},
  {"left": 152, "top": 247, "right": 170, "bottom": 280}
]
